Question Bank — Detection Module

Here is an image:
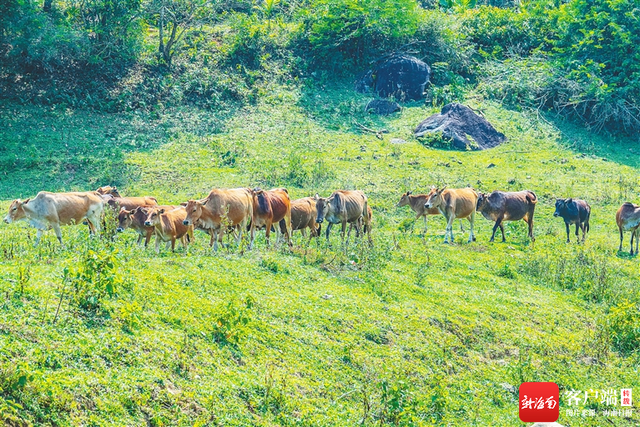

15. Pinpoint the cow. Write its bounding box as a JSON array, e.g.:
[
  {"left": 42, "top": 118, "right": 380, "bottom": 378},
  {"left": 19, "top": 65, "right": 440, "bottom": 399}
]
[
  {"left": 476, "top": 190, "right": 537, "bottom": 242},
  {"left": 315, "top": 190, "right": 372, "bottom": 245},
  {"left": 182, "top": 188, "right": 253, "bottom": 251},
  {"left": 424, "top": 186, "right": 477, "bottom": 243},
  {"left": 553, "top": 198, "right": 590, "bottom": 243},
  {"left": 397, "top": 191, "right": 465, "bottom": 233},
  {"left": 3, "top": 191, "right": 104, "bottom": 245},
  {"left": 616, "top": 202, "right": 640, "bottom": 255},
  {"left": 117, "top": 205, "right": 177, "bottom": 247},
  {"left": 143, "top": 206, "right": 194, "bottom": 253},
  {"left": 96, "top": 186, "right": 122, "bottom": 198},
  {"left": 280, "top": 197, "right": 320, "bottom": 239},
  {"left": 250, "top": 188, "right": 292, "bottom": 249}
]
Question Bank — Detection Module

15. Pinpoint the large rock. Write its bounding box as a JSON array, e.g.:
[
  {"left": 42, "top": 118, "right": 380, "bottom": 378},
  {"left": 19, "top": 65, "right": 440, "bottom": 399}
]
[
  {"left": 414, "top": 103, "right": 507, "bottom": 150},
  {"left": 356, "top": 54, "right": 431, "bottom": 101}
]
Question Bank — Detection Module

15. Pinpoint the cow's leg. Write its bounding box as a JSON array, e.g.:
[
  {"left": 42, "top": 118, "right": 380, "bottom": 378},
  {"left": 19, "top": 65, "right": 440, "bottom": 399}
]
[
  {"left": 422, "top": 215, "right": 428, "bottom": 233},
  {"left": 144, "top": 230, "right": 153, "bottom": 247},
  {"left": 581, "top": 223, "right": 587, "bottom": 242},
  {"left": 499, "top": 224, "right": 506, "bottom": 242},
  {"left": 236, "top": 219, "right": 245, "bottom": 248},
  {"left": 619, "top": 227, "right": 624, "bottom": 252},
  {"left": 155, "top": 235, "right": 161, "bottom": 254},
  {"left": 136, "top": 234, "right": 143, "bottom": 245},
  {"left": 35, "top": 229, "right": 43, "bottom": 246},
  {"left": 575, "top": 223, "right": 580, "bottom": 241},
  {"left": 565, "top": 222, "right": 571, "bottom": 243},
  {"left": 342, "top": 221, "right": 348, "bottom": 246},
  {"left": 459, "top": 220, "right": 465, "bottom": 232},
  {"left": 265, "top": 220, "right": 272, "bottom": 248},
  {"left": 630, "top": 231, "right": 635, "bottom": 255},
  {"left": 636, "top": 229, "right": 640, "bottom": 255},
  {"left": 490, "top": 217, "right": 503, "bottom": 242},
  {"left": 468, "top": 210, "right": 476, "bottom": 243},
  {"left": 528, "top": 213, "right": 535, "bottom": 242},
  {"left": 218, "top": 226, "right": 226, "bottom": 249},
  {"left": 444, "top": 212, "right": 454, "bottom": 244},
  {"left": 249, "top": 223, "right": 256, "bottom": 250},
  {"left": 52, "top": 223, "right": 63, "bottom": 245}
]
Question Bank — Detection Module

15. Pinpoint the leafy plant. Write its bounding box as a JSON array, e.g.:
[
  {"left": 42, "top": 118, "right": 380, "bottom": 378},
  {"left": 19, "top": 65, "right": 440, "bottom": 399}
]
[
  {"left": 211, "top": 296, "right": 255, "bottom": 346},
  {"left": 65, "top": 249, "right": 121, "bottom": 313}
]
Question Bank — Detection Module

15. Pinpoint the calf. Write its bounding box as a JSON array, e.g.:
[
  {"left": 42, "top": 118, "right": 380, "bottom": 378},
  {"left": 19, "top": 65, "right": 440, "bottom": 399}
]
[
  {"left": 280, "top": 197, "right": 320, "bottom": 239},
  {"left": 143, "top": 207, "right": 193, "bottom": 253},
  {"left": 397, "top": 191, "right": 464, "bottom": 233},
  {"left": 182, "top": 188, "right": 253, "bottom": 251},
  {"left": 117, "top": 205, "right": 176, "bottom": 247},
  {"left": 616, "top": 202, "right": 640, "bottom": 254},
  {"left": 553, "top": 198, "right": 590, "bottom": 243},
  {"left": 315, "top": 190, "right": 372, "bottom": 245},
  {"left": 476, "top": 190, "right": 537, "bottom": 242},
  {"left": 4, "top": 191, "right": 104, "bottom": 245},
  {"left": 250, "top": 188, "right": 292, "bottom": 249},
  {"left": 424, "top": 187, "right": 477, "bottom": 243}
]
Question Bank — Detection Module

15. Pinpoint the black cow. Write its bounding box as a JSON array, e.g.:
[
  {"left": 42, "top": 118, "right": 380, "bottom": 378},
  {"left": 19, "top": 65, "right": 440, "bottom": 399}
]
[{"left": 553, "top": 198, "right": 591, "bottom": 243}]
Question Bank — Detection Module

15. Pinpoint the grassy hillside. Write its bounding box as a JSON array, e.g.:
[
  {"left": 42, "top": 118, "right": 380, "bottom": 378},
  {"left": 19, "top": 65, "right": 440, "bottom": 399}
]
[{"left": 1, "top": 84, "right": 639, "bottom": 426}]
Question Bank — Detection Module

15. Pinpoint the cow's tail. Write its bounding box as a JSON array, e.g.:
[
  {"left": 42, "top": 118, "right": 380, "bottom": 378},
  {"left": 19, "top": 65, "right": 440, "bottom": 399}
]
[
  {"left": 257, "top": 192, "right": 271, "bottom": 215},
  {"left": 526, "top": 191, "right": 538, "bottom": 205}
]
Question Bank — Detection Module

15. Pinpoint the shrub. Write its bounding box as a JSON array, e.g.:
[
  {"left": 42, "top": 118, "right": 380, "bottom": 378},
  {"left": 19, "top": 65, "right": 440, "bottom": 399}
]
[
  {"left": 299, "top": 0, "right": 423, "bottom": 70},
  {"left": 211, "top": 296, "right": 255, "bottom": 346},
  {"left": 607, "top": 300, "right": 640, "bottom": 355},
  {"left": 65, "top": 249, "right": 121, "bottom": 313}
]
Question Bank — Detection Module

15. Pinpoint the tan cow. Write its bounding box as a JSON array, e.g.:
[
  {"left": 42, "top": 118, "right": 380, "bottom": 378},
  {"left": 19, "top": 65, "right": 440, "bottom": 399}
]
[
  {"left": 96, "top": 186, "right": 122, "bottom": 197},
  {"left": 117, "top": 205, "right": 177, "bottom": 247},
  {"left": 250, "top": 188, "right": 292, "bottom": 249},
  {"left": 3, "top": 191, "right": 104, "bottom": 245},
  {"left": 397, "top": 191, "right": 465, "bottom": 233},
  {"left": 616, "top": 202, "right": 640, "bottom": 254},
  {"left": 424, "top": 186, "right": 478, "bottom": 243},
  {"left": 182, "top": 188, "right": 253, "bottom": 251},
  {"left": 143, "top": 206, "right": 194, "bottom": 253},
  {"left": 280, "top": 197, "right": 320, "bottom": 239},
  {"left": 96, "top": 186, "right": 158, "bottom": 211},
  {"left": 315, "top": 190, "right": 372, "bottom": 245}
]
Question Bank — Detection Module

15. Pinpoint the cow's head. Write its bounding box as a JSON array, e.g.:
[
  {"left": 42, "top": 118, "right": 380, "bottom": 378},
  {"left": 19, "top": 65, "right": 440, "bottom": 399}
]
[
  {"left": 144, "top": 207, "right": 165, "bottom": 227},
  {"left": 183, "top": 200, "right": 205, "bottom": 226},
  {"left": 4, "top": 199, "right": 29, "bottom": 224},
  {"left": 314, "top": 193, "right": 329, "bottom": 224},
  {"left": 96, "top": 186, "right": 122, "bottom": 198},
  {"left": 424, "top": 186, "right": 445, "bottom": 209},
  {"left": 554, "top": 198, "right": 572, "bottom": 217},
  {"left": 397, "top": 191, "right": 412, "bottom": 207},
  {"left": 117, "top": 208, "right": 134, "bottom": 232},
  {"left": 476, "top": 193, "right": 488, "bottom": 211}
]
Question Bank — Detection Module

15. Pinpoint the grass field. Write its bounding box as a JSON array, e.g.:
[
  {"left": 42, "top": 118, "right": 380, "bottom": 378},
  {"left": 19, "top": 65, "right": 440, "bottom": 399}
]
[{"left": 1, "top": 83, "right": 639, "bottom": 426}]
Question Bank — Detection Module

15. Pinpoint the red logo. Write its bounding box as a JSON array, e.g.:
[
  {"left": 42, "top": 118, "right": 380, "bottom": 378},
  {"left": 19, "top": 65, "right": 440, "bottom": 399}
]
[{"left": 519, "top": 382, "right": 559, "bottom": 422}]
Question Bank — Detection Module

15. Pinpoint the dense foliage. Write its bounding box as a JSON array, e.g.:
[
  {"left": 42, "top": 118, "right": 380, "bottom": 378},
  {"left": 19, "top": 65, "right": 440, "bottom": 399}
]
[{"left": 1, "top": 0, "right": 639, "bottom": 132}]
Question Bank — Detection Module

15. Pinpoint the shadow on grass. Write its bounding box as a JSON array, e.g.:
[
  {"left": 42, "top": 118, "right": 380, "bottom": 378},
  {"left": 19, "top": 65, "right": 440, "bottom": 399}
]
[{"left": 0, "top": 102, "right": 240, "bottom": 199}]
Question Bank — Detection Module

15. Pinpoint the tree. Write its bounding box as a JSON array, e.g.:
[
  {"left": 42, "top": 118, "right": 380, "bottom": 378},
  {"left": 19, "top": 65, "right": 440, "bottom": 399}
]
[{"left": 145, "top": 0, "right": 207, "bottom": 67}]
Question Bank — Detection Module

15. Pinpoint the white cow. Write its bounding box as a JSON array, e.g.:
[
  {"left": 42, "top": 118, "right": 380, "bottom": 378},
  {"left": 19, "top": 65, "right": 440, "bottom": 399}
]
[{"left": 3, "top": 191, "right": 104, "bottom": 245}]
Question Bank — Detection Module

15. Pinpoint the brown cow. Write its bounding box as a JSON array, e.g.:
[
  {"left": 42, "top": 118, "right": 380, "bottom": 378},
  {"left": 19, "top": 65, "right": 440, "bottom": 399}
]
[
  {"left": 250, "top": 188, "right": 292, "bottom": 249},
  {"left": 3, "top": 191, "right": 104, "bottom": 245},
  {"left": 280, "top": 197, "right": 320, "bottom": 239},
  {"left": 616, "top": 202, "right": 640, "bottom": 254},
  {"left": 143, "top": 206, "right": 194, "bottom": 253},
  {"left": 424, "top": 186, "right": 477, "bottom": 243},
  {"left": 315, "top": 190, "right": 372, "bottom": 245},
  {"left": 182, "top": 188, "right": 253, "bottom": 251},
  {"left": 96, "top": 185, "right": 158, "bottom": 211},
  {"left": 476, "top": 190, "right": 537, "bottom": 242},
  {"left": 117, "top": 205, "right": 177, "bottom": 247}
]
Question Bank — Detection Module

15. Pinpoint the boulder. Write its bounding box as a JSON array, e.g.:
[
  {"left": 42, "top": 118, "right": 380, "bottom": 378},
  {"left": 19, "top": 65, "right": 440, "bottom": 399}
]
[
  {"left": 414, "top": 103, "right": 507, "bottom": 150},
  {"left": 356, "top": 54, "right": 431, "bottom": 101},
  {"left": 365, "top": 99, "right": 401, "bottom": 115}
]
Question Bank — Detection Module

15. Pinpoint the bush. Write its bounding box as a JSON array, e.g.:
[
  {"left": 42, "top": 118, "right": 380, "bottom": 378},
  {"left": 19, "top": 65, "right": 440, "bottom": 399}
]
[
  {"left": 607, "top": 300, "right": 640, "bottom": 355},
  {"left": 211, "top": 296, "right": 255, "bottom": 346},
  {"left": 299, "top": 0, "right": 423, "bottom": 70},
  {"left": 65, "top": 249, "right": 121, "bottom": 313}
]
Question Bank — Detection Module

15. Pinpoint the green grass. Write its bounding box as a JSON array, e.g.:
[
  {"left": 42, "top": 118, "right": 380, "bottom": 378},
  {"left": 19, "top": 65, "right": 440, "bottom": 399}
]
[{"left": 1, "top": 84, "right": 639, "bottom": 426}]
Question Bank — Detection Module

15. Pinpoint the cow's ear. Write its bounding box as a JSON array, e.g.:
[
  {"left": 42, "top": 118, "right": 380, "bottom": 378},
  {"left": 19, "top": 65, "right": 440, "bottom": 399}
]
[
  {"left": 407, "top": 191, "right": 412, "bottom": 195},
  {"left": 158, "top": 208, "right": 165, "bottom": 214},
  {"left": 23, "top": 198, "right": 30, "bottom": 204},
  {"left": 314, "top": 193, "right": 319, "bottom": 200},
  {"left": 566, "top": 198, "right": 573, "bottom": 204},
  {"left": 180, "top": 202, "right": 187, "bottom": 206}
]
